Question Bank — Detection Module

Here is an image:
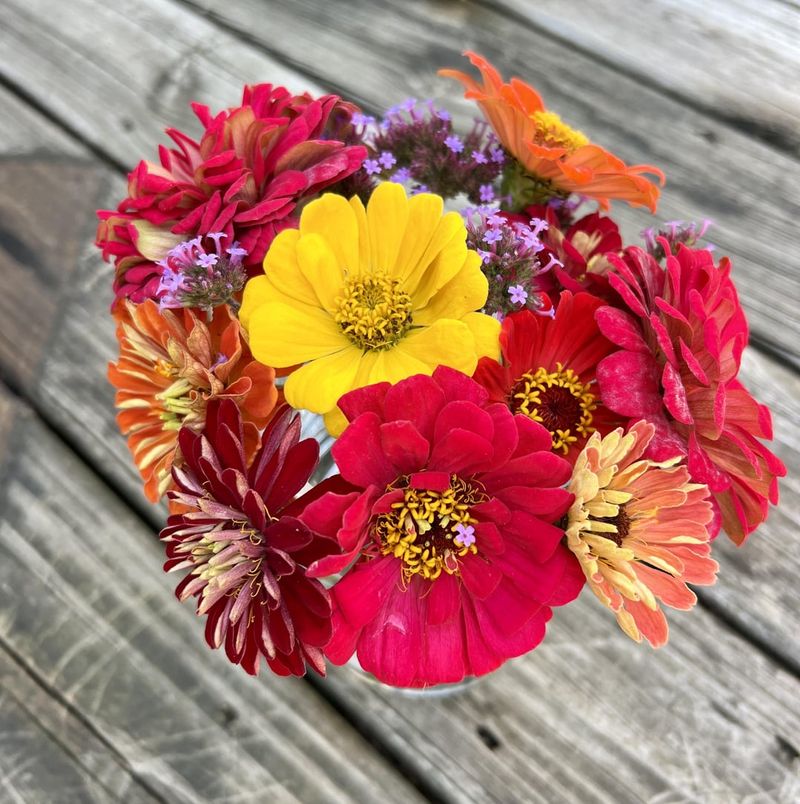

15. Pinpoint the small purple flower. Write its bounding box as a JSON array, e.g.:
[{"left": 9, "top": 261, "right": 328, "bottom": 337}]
[
  {"left": 392, "top": 167, "right": 412, "bottom": 183},
  {"left": 490, "top": 146, "right": 505, "bottom": 163},
  {"left": 401, "top": 97, "right": 418, "bottom": 112},
  {"left": 411, "top": 184, "right": 429, "bottom": 195},
  {"left": 492, "top": 310, "right": 505, "bottom": 323},
  {"left": 483, "top": 228, "right": 503, "bottom": 245},
  {"left": 378, "top": 151, "right": 397, "bottom": 169},
  {"left": 476, "top": 249, "right": 493, "bottom": 265},
  {"left": 508, "top": 284, "right": 528, "bottom": 306},
  {"left": 351, "top": 112, "right": 376, "bottom": 126},
  {"left": 156, "top": 233, "right": 247, "bottom": 314},
  {"left": 196, "top": 252, "right": 219, "bottom": 269},
  {"left": 472, "top": 150, "right": 488, "bottom": 164},
  {"left": 479, "top": 184, "right": 495, "bottom": 203},
  {"left": 454, "top": 523, "right": 476, "bottom": 548},
  {"left": 485, "top": 212, "right": 506, "bottom": 228},
  {"left": 529, "top": 218, "right": 548, "bottom": 239},
  {"left": 444, "top": 135, "right": 464, "bottom": 153},
  {"left": 363, "top": 158, "right": 382, "bottom": 175}
]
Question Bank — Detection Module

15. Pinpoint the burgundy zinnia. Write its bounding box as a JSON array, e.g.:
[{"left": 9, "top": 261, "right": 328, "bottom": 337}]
[
  {"left": 161, "top": 399, "right": 336, "bottom": 676},
  {"left": 97, "top": 83, "right": 367, "bottom": 304},
  {"left": 302, "top": 367, "right": 585, "bottom": 688},
  {"left": 596, "top": 243, "right": 786, "bottom": 543}
]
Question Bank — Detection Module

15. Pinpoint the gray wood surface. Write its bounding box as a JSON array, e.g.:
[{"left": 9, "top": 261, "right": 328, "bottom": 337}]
[
  {"left": 1, "top": 0, "right": 799, "bottom": 363},
  {"left": 0, "top": 0, "right": 799, "bottom": 801},
  {"left": 0, "top": 389, "right": 425, "bottom": 804}
]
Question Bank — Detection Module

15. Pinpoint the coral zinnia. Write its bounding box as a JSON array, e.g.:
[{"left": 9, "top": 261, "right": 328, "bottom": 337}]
[
  {"left": 473, "top": 293, "right": 621, "bottom": 463},
  {"left": 596, "top": 244, "right": 786, "bottom": 543},
  {"left": 161, "top": 399, "right": 335, "bottom": 676},
  {"left": 440, "top": 52, "right": 664, "bottom": 212},
  {"left": 301, "top": 367, "right": 585, "bottom": 687},
  {"left": 240, "top": 182, "right": 501, "bottom": 434},
  {"left": 566, "top": 421, "right": 718, "bottom": 647},
  {"left": 109, "top": 300, "right": 277, "bottom": 502},
  {"left": 97, "top": 83, "right": 367, "bottom": 305}
]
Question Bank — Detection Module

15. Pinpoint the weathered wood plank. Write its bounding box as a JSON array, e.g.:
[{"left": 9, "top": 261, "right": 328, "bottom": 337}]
[
  {"left": 489, "top": 0, "right": 800, "bottom": 155},
  {"left": 1, "top": 0, "right": 799, "bottom": 362},
  {"left": 0, "top": 390, "right": 426, "bottom": 804},
  {"left": 0, "top": 643, "right": 158, "bottom": 804},
  {"left": 321, "top": 594, "right": 800, "bottom": 803},
  {"left": 0, "top": 685, "right": 118, "bottom": 804}
]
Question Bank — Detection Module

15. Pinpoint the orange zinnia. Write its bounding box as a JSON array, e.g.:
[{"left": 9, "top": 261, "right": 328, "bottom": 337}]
[
  {"left": 440, "top": 52, "right": 664, "bottom": 212},
  {"left": 109, "top": 300, "right": 278, "bottom": 502}
]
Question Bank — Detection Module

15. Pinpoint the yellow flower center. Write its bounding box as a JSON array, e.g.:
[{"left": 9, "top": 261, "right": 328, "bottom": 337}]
[
  {"left": 376, "top": 476, "right": 488, "bottom": 581},
  {"left": 334, "top": 273, "right": 413, "bottom": 350},
  {"left": 511, "top": 363, "right": 597, "bottom": 454},
  {"left": 154, "top": 358, "right": 177, "bottom": 379},
  {"left": 531, "top": 110, "right": 589, "bottom": 153}
]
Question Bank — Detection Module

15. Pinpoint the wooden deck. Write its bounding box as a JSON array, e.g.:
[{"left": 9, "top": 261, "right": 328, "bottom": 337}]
[{"left": 0, "top": 1, "right": 798, "bottom": 801}]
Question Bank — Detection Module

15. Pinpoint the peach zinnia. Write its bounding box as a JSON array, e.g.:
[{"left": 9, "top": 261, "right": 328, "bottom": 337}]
[
  {"left": 109, "top": 300, "right": 277, "bottom": 501},
  {"left": 440, "top": 52, "right": 664, "bottom": 211},
  {"left": 565, "top": 421, "right": 718, "bottom": 647}
]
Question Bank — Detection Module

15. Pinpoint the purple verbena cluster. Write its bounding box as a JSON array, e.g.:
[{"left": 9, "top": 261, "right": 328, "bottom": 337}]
[
  {"left": 465, "top": 210, "right": 560, "bottom": 320},
  {"left": 642, "top": 219, "right": 714, "bottom": 262},
  {"left": 363, "top": 99, "right": 504, "bottom": 202},
  {"left": 156, "top": 233, "right": 247, "bottom": 315}
]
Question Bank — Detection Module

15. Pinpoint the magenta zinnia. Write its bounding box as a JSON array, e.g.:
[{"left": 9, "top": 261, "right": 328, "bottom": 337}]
[
  {"left": 302, "top": 367, "right": 585, "bottom": 688},
  {"left": 97, "top": 83, "right": 367, "bottom": 305},
  {"left": 596, "top": 244, "right": 786, "bottom": 543},
  {"left": 161, "top": 399, "right": 335, "bottom": 677}
]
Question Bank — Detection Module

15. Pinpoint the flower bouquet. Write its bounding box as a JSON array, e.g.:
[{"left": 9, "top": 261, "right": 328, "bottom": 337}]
[{"left": 97, "top": 53, "right": 785, "bottom": 688}]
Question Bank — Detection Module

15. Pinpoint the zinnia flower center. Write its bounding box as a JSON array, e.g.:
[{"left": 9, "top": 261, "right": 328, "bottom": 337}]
[
  {"left": 376, "top": 476, "right": 488, "bottom": 581},
  {"left": 511, "top": 363, "right": 597, "bottom": 454},
  {"left": 593, "top": 504, "right": 632, "bottom": 548},
  {"left": 334, "top": 273, "right": 413, "bottom": 350},
  {"left": 530, "top": 110, "right": 589, "bottom": 153},
  {"left": 156, "top": 377, "right": 196, "bottom": 431}
]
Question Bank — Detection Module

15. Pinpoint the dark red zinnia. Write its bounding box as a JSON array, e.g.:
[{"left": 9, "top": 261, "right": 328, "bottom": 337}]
[
  {"left": 160, "top": 399, "right": 337, "bottom": 676},
  {"left": 301, "top": 367, "right": 585, "bottom": 688}
]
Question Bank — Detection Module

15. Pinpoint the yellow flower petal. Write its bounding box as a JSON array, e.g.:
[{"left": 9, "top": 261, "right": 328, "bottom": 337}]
[
  {"left": 133, "top": 221, "right": 184, "bottom": 261},
  {"left": 397, "top": 319, "right": 477, "bottom": 374},
  {"left": 283, "top": 345, "right": 363, "bottom": 414},
  {"left": 406, "top": 212, "right": 469, "bottom": 307},
  {"left": 349, "top": 195, "right": 370, "bottom": 275},
  {"left": 240, "top": 275, "right": 271, "bottom": 332},
  {"left": 248, "top": 301, "right": 350, "bottom": 366},
  {"left": 413, "top": 251, "right": 488, "bottom": 324},
  {"left": 393, "top": 192, "right": 444, "bottom": 285},
  {"left": 323, "top": 405, "right": 349, "bottom": 437},
  {"left": 297, "top": 233, "right": 344, "bottom": 313},
  {"left": 461, "top": 312, "right": 501, "bottom": 360},
  {"left": 300, "top": 193, "right": 360, "bottom": 273},
  {"left": 262, "top": 229, "right": 318, "bottom": 308},
  {"left": 367, "top": 182, "right": 409, "bottom": 275}
]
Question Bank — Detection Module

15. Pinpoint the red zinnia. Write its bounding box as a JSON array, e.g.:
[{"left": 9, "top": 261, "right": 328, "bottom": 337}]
[
  {"left": 161, "top": 399, "right": 337, "bottom": 677},
  {"left": 97, "top": 83, "right": 367, "bottom": 305},
  {"left": 302, "top": 367, "right": 585, "bottom": 688},
  {"left": 596, "top": 243, "right": 786, "bottom": 543},
  {"left": 473, "top": 292, "right": 622, "bottom": 463}
]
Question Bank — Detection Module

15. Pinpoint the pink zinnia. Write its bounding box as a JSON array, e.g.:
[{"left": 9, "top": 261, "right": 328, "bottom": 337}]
[
  {"left": 302, "top": 367, "right": 585, "bottom": 687},
  {"left": 596, "top": 243, "right": 786, "bottom": 543},
  {"left": 97, "top": 84, "right": 367, "bottom": 305}
]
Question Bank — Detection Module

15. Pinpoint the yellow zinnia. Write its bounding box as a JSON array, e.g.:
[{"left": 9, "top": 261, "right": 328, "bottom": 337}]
[{"left": 240, "top": 182, "right": 501, "bottom": 433}]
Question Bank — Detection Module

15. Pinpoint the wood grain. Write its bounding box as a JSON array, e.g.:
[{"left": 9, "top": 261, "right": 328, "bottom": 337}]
[
  {"left": 0, "top": 0, "right": 799, "bottom": 362},
  {"left": 0, "top": 391, "right": 425, "bottom": 804},
  {"left": 489, "top": 0, "right": 800, "bottom": 155},
  {"left": 0, "top": 645, "right": 158, "bottom": 804}
]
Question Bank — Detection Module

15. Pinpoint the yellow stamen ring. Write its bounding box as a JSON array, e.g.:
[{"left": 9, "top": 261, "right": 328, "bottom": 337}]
[{"left": 512, "top": 362, "right": 597, "bottom": 454}]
